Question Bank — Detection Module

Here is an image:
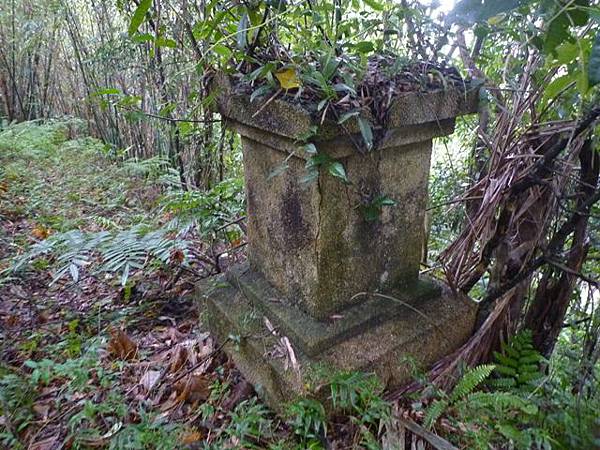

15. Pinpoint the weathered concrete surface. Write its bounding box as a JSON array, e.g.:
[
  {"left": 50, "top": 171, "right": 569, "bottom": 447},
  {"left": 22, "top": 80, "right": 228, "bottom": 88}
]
[
  {"left": 227, "top": 262, "right": 441, "bottom": 357},
  {"left": 212, "top": 73, "right": 478, "bottom": 319},
  {"left": 201, "top": 270, "right": 477, "bottom": 412},
  {"left": 242, "top": 133, "right": 436, "bottom": 318},
  {"left": 212, "top": 72, "right": 479, "bottom": 144},
  {"left": 201, "top": 73, "right": 480, "bottom": 408}
]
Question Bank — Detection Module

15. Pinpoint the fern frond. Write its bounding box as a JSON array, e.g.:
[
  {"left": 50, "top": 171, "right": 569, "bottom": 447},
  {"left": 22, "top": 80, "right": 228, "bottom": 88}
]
[
  {"left": 450, "top": 364, "right": 495, "bottom": 403},
  {"left": 492, "top": 330, "right": 544, "bottom": 391},
  {"left": 424, "top": 399, "right": 448, "bottom": 429}
]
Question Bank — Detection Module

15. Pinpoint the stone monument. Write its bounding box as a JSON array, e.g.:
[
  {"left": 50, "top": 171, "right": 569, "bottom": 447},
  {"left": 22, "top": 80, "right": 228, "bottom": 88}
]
[{"left": 201, "top": 71, "right": 479, "bottom": 410}]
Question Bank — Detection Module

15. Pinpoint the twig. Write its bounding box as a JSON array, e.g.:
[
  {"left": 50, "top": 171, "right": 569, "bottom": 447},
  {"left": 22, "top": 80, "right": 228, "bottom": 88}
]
[
  {"left": 394, "top": 415, "right": 458, "bottom": 450},
  {"left": 350, "top": 292, "right": 452, "bottom": 344}
]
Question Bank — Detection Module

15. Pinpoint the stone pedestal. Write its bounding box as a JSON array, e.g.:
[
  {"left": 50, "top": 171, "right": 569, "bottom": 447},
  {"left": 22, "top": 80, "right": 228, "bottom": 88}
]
[{"left": 201, "top": 73, "right": 479, "bottom": 410}]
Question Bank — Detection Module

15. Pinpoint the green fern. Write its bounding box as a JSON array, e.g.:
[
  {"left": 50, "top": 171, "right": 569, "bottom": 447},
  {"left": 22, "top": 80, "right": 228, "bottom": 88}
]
[
  {"left": 423, "top": 398, "right": 449, "bottom": 429},
  {"left": 490, "top": 330, "right": 544, "bottom": 392},
  {"left": 13, "top": 225, "right": 191, "bottom": 286},
  {"left": 466, "top": 391, "right": 538, "bottom": 415},
  {"left": 450, "top": 364, "right": 496, "bottom": 403},
  {"left": 424, "top": 364, "right": 495, "bottom": 429}
]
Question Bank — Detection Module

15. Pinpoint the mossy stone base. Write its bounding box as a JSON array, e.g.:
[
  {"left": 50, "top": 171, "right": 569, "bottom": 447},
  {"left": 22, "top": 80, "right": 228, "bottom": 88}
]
[
  {"left": 200, "top": 266, "right": 477, "bottom": 412},
  {"left": 227, "top": 263, "right": 442, "bottom": 357}
]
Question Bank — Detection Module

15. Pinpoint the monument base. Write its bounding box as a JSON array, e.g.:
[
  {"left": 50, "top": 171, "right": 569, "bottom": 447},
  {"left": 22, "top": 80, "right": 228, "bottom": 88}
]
[{"left": 199, "top": 264, "right": 477, "bottom": 411}]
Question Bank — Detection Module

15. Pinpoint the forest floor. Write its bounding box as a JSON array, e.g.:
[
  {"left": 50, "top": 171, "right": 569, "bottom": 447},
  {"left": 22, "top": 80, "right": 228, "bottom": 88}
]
[
  {"left": 0, "top": 120, "right": 409, "bottom": 450},
  {"left": 4, "top": 121, "right": 595, "bottom": 450},
  {"left": 0, "top": 120, "right": 282, "bottom": 449}
]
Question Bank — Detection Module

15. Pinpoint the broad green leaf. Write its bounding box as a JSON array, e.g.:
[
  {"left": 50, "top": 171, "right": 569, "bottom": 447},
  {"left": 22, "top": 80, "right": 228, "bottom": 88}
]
[
  {"left": 303, "top": 143, "right": 318, "bottom": 154},
  {"left": 566, "top": 0, "right": 590, "bottom": 27},
  {"left": 237, "top": 12, "right": 249, "bottom": 49},
  {"left": 555, "top": 41, "right": 579, "bottom": 64},
  {"left": 354, "top": 41, "right": 374, "bottom": 53},
  {"left": 541, "top": 74, "right": 575, "bottom": 105},
  {"left": 332, "top": 83, "right": 356, "bottom": 95},
  {"left": 363, "top": 0, "right": 384, "bottom": 11},
  {"left": 589, "top": 31, "right": 600, "bottom": 86},
  {"left": 91, "top": 88, "right": 121, "bottom": 96},
  {"left": 328, "top": 161, "right": 349, "bottom": 183},
  {"left": 128, "top": 0, "right": 152, "bottom": 36},
  {"left": 213, "top": 44, "right": 232, "bottom": 58},
  {"left": 357, "top": 116, "right": 373, "bottom": 151},
  {"left": 544, "top": 13, "right": 573, "bottom": 55},
  {"left": 250, "top": 85, "right": 272, "bottom": 102}
]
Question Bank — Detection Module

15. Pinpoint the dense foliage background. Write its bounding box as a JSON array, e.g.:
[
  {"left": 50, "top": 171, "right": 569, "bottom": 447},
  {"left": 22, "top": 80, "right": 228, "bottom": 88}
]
[{"left": 1, "top": 0, "right": 599, "bottom": 448}]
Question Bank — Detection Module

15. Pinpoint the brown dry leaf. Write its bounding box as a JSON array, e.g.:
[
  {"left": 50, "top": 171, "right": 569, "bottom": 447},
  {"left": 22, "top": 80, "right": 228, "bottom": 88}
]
[
  {"left": 31, "top": 224, "right": 50, "bottom": 240},
  {"left": 174, "top": 374, "right": 211, "bottom": 404},
  {"left": 180, "top": 429, "right": 204, "bottom": 445},
  {"left": 170, "top": 249, "right": 185, "bottom": 264},
  {"left": 222, "top": 380, "right": 254, "bottom": 411},
  {"left": 4, "top": 314, "right": 20, "bottom": 327},
  {"left": 107, "top": 327, "right": 138, "bottom": 360},
  {"left": 169, "top": 345, "right": 188, "bottom": 374}
]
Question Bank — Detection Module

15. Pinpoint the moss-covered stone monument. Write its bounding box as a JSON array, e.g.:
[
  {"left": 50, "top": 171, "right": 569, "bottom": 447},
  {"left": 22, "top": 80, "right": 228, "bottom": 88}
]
[{"left": 201, "top": 71, "right": 480, "bottom": 410}]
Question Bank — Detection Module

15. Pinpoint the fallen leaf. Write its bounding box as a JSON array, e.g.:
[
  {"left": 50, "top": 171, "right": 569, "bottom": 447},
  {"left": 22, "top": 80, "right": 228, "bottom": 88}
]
[
  {"left": 180, "top": 429, "right": 204, "bottom": 445},
  {"left": 101, "top": 421, "right": 123, "bottom": 439},
  {"left": 140, "top": 370, "right": 161, "bottom": 393},
  {"left": 174, "top": 374, "right": 211, "bottom": 404},
  {"left": 170, "top": 249, "right": 184, "bottom": 264},
  {"left": 169, "top": 346, "right": 188, "bottom": 374},
  {"left": 222, "top": 380, "right": 254, "bottom": 411},
  {"left": 107, "top": 327, "right": 138, "bottom": 360},
  {"left": 4, "top": 314, "right": 20, "bottom": 327},
  {"left": 275, "top": 68, "right": 300, "bottom": 90},
  {"left": 33, "top": 402, "right": 51, "bottom": 421},
  {"left": 31, "top": 224, "right": 50, "bottom": 240}
]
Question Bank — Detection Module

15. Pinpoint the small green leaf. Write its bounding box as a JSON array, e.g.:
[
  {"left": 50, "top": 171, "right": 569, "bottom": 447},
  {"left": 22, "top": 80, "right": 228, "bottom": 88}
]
[
  {"left": 250, "top": 85, "right": 272, "bottom": 102},
  {"left": 156, "top": 37, "right": 177, "bottom": 48},
  {"left": 338, "top": 110, "right": 360, "bottom": 124},
  {"left": 363, "top": 0, "right": 384, "bottom": 11},
  {"left": 303, "top": 143, "right": 318, "bottom": 154},
  {"left": 128, "top": 0, "right": 153, "bottom": 36},
  {"left": 373, "top": 195, "right": 395, "bottom": 207},
  {"left": 267, "top": 162, "right": 289, "bottom": 180},
  {"left": 132, "top": 32, "right": 154, "bottom": 43},
  {"left": 357, "top": 116, "right": 374, "bottom": 151},
  {"left": 353, "top": 41, "right": 374, "bottom": 53},
  {"left": 328, "top": 162, "right": 349, "bottom": 183}
]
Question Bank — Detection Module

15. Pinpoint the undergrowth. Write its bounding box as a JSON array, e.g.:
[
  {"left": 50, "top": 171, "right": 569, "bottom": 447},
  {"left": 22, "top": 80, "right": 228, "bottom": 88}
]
[{"left": 1, "top": 121, "right": 599, "bottom": 449}]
